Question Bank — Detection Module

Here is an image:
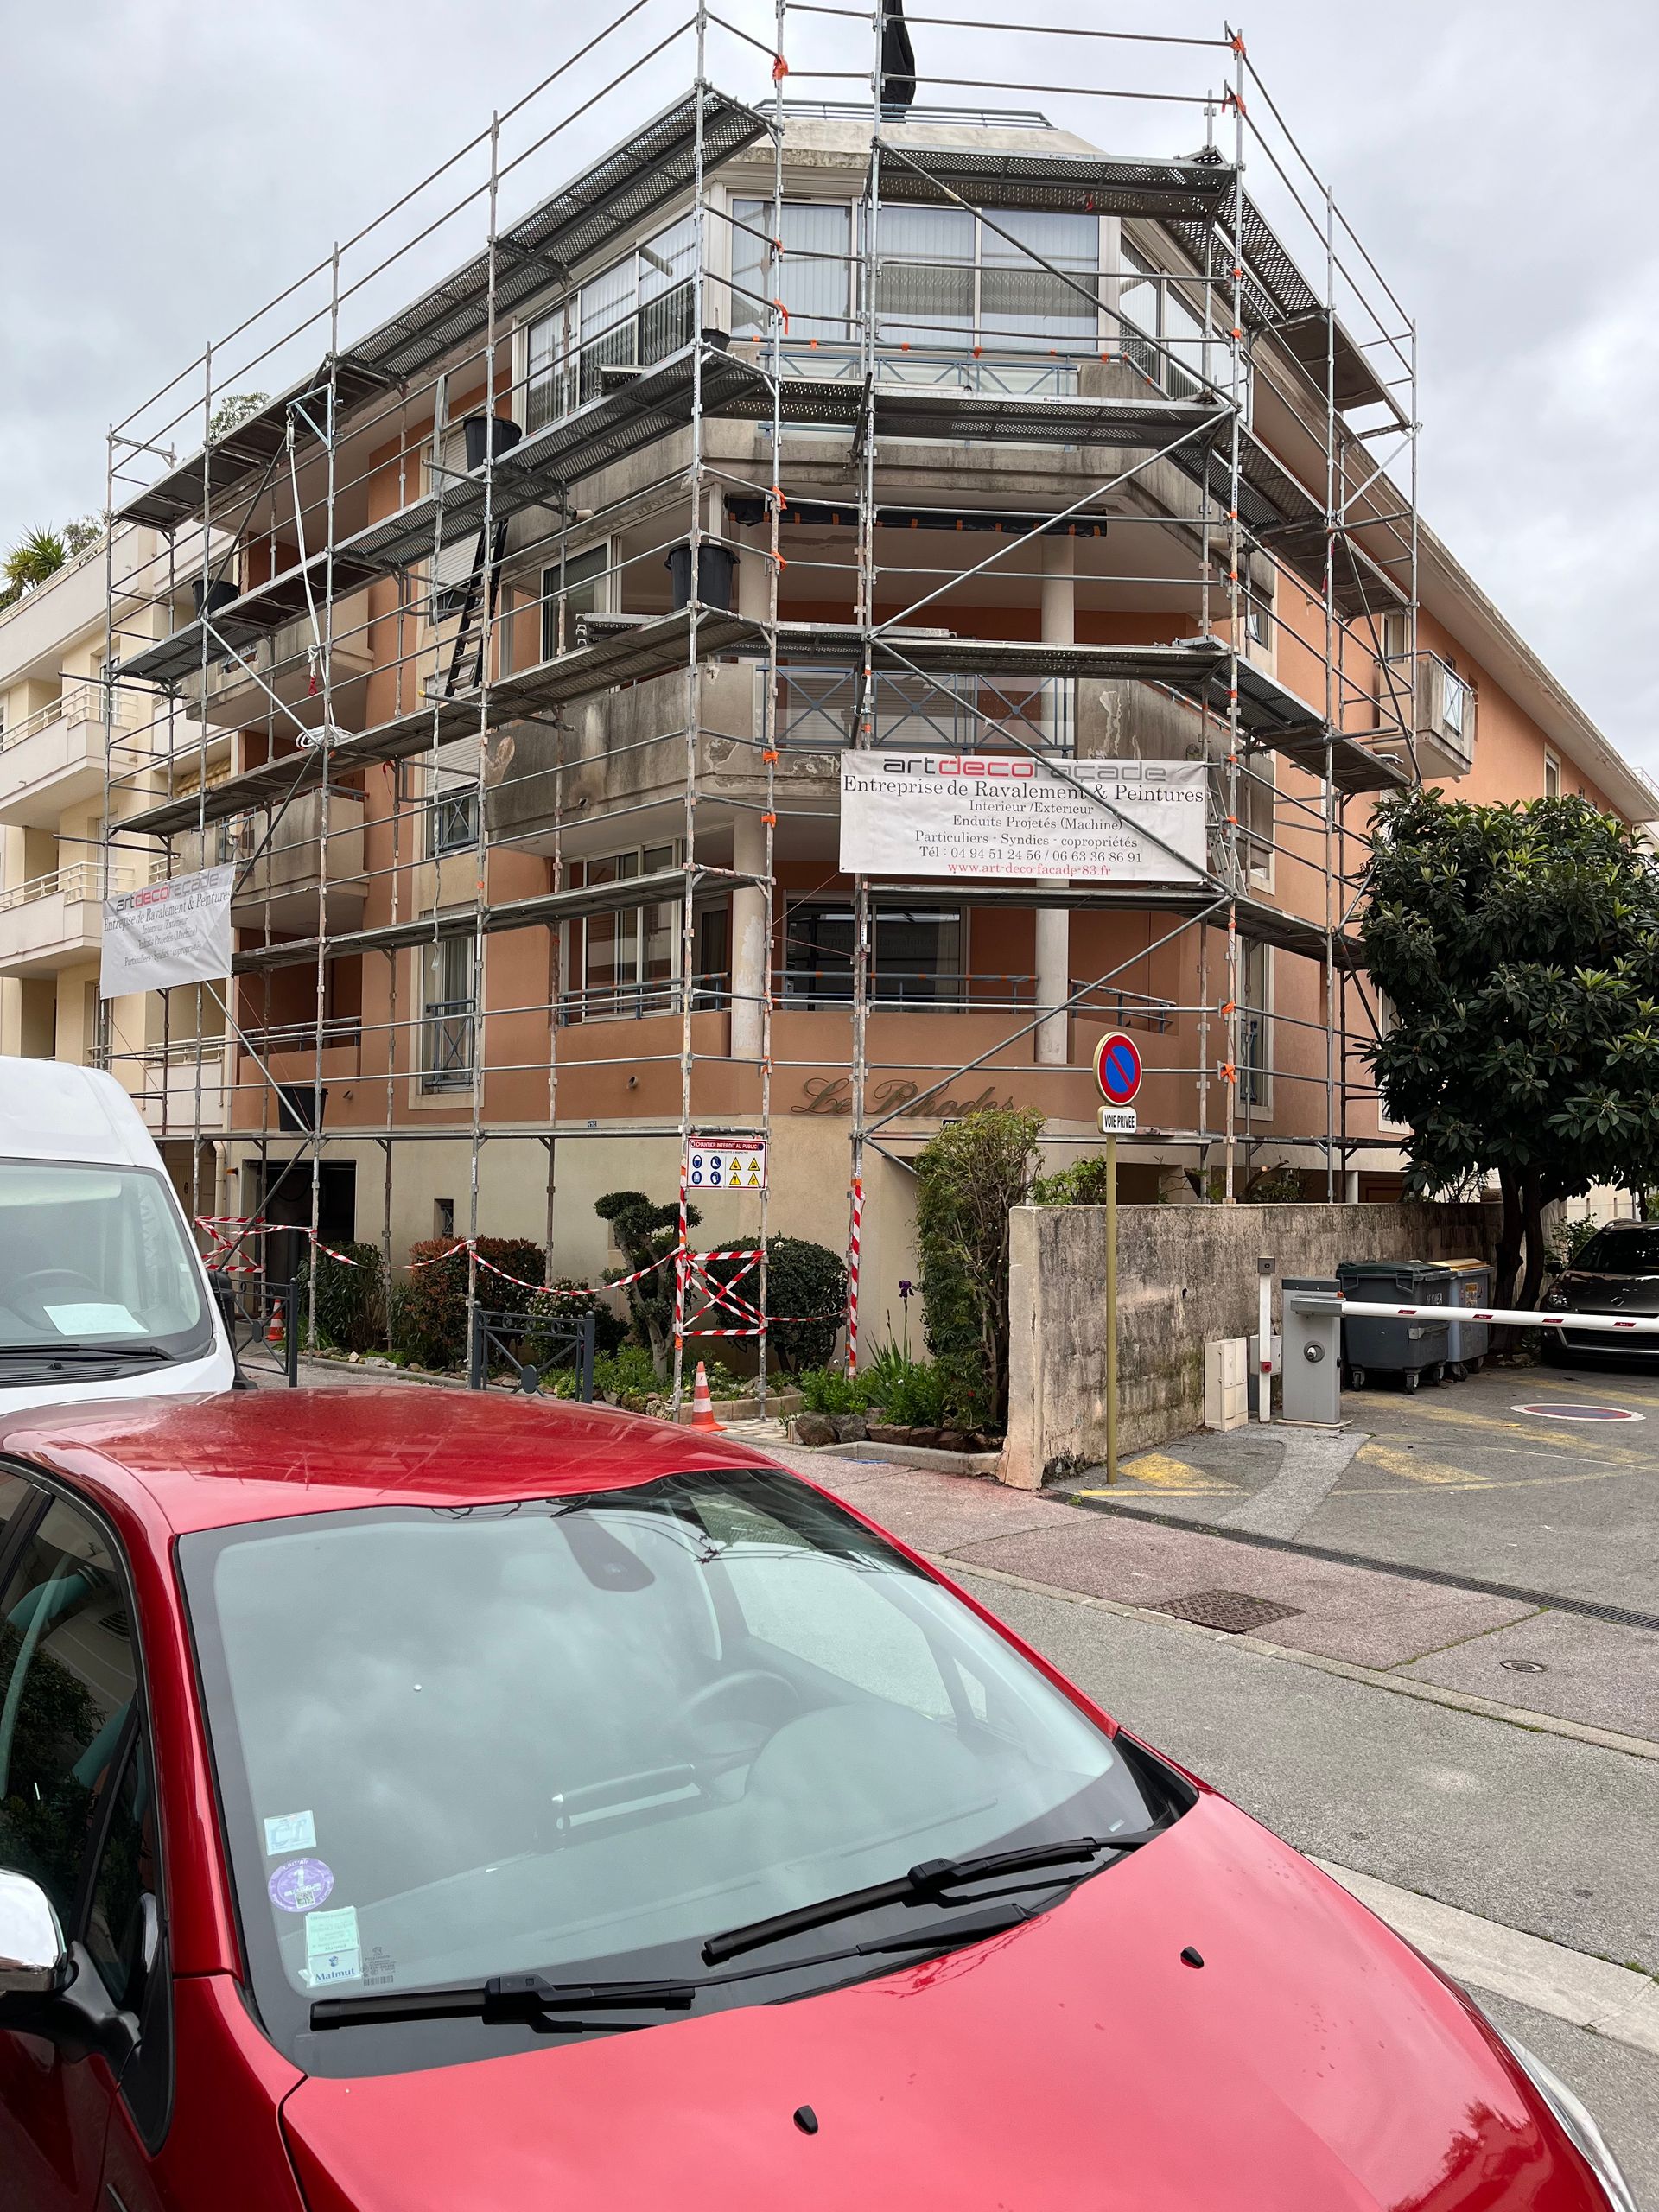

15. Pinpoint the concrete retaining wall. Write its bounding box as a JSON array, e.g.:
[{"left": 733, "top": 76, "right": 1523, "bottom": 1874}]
[{"left": 1003, "top": 1199, "right": 1492, "bottom": 1487}]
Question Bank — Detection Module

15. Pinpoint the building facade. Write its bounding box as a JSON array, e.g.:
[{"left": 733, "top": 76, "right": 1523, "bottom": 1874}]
[{"left": 82, "top": 50, "right": 1655, "bottom": 1363}]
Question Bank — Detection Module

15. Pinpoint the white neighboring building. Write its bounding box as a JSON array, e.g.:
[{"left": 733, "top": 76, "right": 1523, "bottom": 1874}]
[{"left": 0, "top": 526, "right": 230, "bottom": 1205}]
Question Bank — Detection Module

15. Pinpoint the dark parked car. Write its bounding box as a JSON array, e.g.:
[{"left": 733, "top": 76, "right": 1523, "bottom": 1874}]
[{"left": 1541, "top": 1222, "right": 1659, "bottom": 1363}]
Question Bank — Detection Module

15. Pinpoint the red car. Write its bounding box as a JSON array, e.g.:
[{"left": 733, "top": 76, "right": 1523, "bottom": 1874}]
[{"left": 0, "top": 1389, "right": 1637, "bottom": 2211}]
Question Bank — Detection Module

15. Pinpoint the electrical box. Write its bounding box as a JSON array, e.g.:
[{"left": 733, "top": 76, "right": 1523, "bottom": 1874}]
[{"left": 1204, "top": 1338, "right": 1249, "bottom": 1433}]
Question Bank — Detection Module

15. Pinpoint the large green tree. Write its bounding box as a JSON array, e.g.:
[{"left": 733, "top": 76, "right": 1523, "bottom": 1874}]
[{"left": 1362, "top": 791, "right": 1659, "bottom": 1309}]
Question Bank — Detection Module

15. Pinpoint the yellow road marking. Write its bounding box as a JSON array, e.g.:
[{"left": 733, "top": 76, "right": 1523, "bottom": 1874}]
[
  {"left": 1522, "top": 1375, "right": 1659, "bottom": 1411},
  {"left": 1336, "top": 1465, "right": 1640, "bottom": 1497},
  {"left": 1366, "top": 1399, "right": 1643, "bottom": 1461},
  {"left": 1110, "top": 1451, "right": 1240, "bottom": 1494},
  {"left": 1355, "top": 1440, "right": 1484, "bottom": 1487}
]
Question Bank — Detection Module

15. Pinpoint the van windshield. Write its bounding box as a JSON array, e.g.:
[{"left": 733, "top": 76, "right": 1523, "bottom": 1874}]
[{"left": 0, "top": 1160, "right": 211, "bottom": 1362}]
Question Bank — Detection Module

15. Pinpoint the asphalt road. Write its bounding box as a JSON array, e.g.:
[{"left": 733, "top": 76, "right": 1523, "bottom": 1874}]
[{"left": 1097, "top": 1357, "right": 1659, "bottom": 1619}]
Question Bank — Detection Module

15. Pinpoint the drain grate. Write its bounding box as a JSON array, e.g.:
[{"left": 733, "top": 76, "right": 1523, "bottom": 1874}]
[{"left": 1151, "top": 1589, "right": 1305, "bottom": 1634}]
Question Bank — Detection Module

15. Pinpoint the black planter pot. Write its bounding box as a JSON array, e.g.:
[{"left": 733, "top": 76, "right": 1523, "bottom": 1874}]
[
  {"left": 665, "top": 541, "right": 736, "bottom": 612},
  {"left": 462, "top": 412, "right": 524, "bottom": 471},
  {"left": 192, "top": 577, "right": 239, "bottom": 619}
]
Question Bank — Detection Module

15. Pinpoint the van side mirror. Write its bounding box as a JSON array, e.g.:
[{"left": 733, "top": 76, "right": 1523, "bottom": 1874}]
[{"left": 0, "top": 1870, "right": 71, "bottom": 2005}]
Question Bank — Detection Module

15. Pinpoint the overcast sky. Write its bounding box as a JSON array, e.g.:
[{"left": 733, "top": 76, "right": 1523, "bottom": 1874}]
[{"left": 3, "top": 1, "right": 1653, "bottom": 764}]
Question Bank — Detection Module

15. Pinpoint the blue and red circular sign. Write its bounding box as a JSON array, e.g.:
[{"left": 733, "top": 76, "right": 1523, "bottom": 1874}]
[{"left": 1093, "top": 1030, "right": 1143, "bottom": 1107}]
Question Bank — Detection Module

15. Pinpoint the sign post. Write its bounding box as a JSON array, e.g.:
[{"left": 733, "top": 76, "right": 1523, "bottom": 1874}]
[{"left": 1092, "top": 1033, "right": 1143, "bottom": 1484}]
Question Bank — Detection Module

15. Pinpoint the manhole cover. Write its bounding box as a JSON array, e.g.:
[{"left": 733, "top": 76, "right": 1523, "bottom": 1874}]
[
  {"left": 1511, "top": 1403, "right": 1644, "bottom": 1422},
  {"left": 1151, "top": 1590, "right": 1304, "bottom": 1634},
  {"left": 1500, "top": 1658, "right": 1548, "bottom": 1673}
]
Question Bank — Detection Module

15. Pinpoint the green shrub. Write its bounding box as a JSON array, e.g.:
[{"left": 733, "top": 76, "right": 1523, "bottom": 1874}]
[
  {"left": 294, "top": 1242, "right": 386, "bottom": 1352},
  {"left": 391, "top": 1237, "right": 545, "bottom": 1369},
  {"left": 751, "top": 1236, "right": 846, "bottom": 1374},
  {"left": 915, "top": 1107, "right": 1044, "bottom": 1433},
  {"left": 861, "top": 1344, "right": 951, "bottom": 1427},
  {"left": 1031, "top": 1156, "right": 1115, "bottom": 1207},
  {"left": 593, "top": 1344, "right": 660, "bottom": 1408},
  {"left": 798, "top": 1365, "right": 866, "bottom": 1415}
]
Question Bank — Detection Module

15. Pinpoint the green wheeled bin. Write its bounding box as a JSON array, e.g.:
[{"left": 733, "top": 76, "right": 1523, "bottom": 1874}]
[{"left": 1336, "top": 1259, "right": 1453, "bottom": 1393}]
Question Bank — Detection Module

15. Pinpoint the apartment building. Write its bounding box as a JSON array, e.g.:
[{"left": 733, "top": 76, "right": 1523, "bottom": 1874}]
[
  {"left": 95, "top": 39, "right": 1655, "bottom": 1344},
  {"left": 0, "top": 531, "right": 234, "bottom": 1201}
]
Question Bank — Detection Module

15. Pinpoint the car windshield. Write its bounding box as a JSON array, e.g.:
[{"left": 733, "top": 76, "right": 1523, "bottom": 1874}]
[
  {"left": 0, "top": 1160, "right": 209, "bottom": 1360},
  {"left": 181, "top": 1471, "right": 1173, "bottom": 2070},
  {"left": 1574, "top": 1225, "right": 1659, "bottom": 1274}
]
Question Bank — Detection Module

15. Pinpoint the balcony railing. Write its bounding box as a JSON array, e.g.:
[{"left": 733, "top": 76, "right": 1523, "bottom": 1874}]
[
  {"left": 238, "top": 1017, "right": 363, "bottom": 1057},
  {"left": 557, "top": 973, "right": 726, "bottom": 1024},
  {"left": 778, "top": 666, "right": 1074, "bottom": 753},
  {"left": 420, "top": 998, "right": 476, "bottom": 1089},
  {"left": 1071, "top": 982, "right": 1177, "bottom": 1035},
  {"left": 0, "top": 861, "right": 136, "bottom": 914},
  {"left": 0, "top": 683, "right": 143, "bottom": 757}
]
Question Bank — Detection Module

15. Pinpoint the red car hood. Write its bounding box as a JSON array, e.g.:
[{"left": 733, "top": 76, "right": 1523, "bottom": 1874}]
[{"left": 281, "top": 1798, "right": 1592, "bottom": 2212}]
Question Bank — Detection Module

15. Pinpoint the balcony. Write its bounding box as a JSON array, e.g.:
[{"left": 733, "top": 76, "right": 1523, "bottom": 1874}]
[
  {"left": 134, "top": 1042, "right": 232, "bottom": 1135},
  {"left": 168, "top": 790, "right": 367, "bottom": 933},
  {"left": 0, "top": 861, "right": 138, "bottom": 977},
  {"left": 0, "top": 684, "right": 151, "bottom": 829},
  {"left": 1367, "top": 652, "right": 1477, "bottom": 783},
  {"left": 178, "top": 613, "right": 375, "bottom": 737}
]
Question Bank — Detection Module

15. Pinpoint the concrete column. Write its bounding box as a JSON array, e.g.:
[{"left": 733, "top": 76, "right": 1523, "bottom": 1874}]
[
  {"left": 1034, "top": 533, "right": 1074, "bottom": 1066},
  {"left": 735, "top": 525, "right": 767, "bottom": 621},
  {"left": 729, "top": 806, "right": 768, "bottom": 1063}
]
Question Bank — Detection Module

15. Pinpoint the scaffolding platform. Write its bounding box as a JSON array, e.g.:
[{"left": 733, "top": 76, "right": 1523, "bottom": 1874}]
[
  {"left": 231, "top": 864, "right": 764, "bottom": 974},
  {"left": 115, "top": 87, "right": 771, "bottom": 537}
]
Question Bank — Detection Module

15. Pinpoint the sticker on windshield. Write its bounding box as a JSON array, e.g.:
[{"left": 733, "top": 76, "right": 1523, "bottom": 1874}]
[
  {"left": 305, "top": 1906, "right": 361, "bottom": 1986},
  {"left": 270, "top": 1857, "right": 334, "bottom": 1913},
  {"left": 264, "top": 1810, "right": 317, "bottom": 1855},
  {"left": 44, "top": 1301, "right": 143, "bottom": 1336}
]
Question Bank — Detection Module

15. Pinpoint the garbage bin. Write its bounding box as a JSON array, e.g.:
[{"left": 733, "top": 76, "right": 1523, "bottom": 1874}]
[
  {"left": 1442, "top": 1258, "right": 1493, "bottom": 1376},
  {"left": 1336, "top": 1259, "right": 1453, "bottom": 1393}
]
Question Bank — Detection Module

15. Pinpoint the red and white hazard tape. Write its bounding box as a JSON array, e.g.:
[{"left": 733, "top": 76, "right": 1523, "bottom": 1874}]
[{"left": 845, "top": 1174, "right": 863, "bottom": 1376}]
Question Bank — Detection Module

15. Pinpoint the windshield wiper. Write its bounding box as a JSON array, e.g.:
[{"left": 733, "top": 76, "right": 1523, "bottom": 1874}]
[
  {"left": 311, "top": 1904, "right": 1036, "bottom": 2034},
  {"left": 0, "top": 1343, "right": 169, "bottom": 1363},
  {"left": 702, "top": 1828, "right": 1166, "bottom": 1965}
]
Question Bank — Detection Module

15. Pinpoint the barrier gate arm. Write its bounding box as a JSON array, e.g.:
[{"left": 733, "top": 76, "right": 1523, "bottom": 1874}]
[{"left": 1280, "top": 1284, "right": 1659, "bottom": 1426}]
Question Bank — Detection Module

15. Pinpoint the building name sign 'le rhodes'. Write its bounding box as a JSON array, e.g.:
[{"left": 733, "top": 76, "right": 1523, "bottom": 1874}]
[{"left": 838, "top": 755, "right": 1208, "bottom": 883}]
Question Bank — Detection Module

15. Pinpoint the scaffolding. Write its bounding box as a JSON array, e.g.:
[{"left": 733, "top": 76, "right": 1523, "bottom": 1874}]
[{"left": 99, "top": 4, "right": 1427, "bottom": 1405}]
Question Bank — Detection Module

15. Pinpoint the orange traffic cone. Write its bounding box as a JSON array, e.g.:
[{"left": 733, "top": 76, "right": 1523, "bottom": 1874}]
[
  {"left": 267, "top": 1299, "right": 286, "bottom": 1347},
  {"left": 689, "top": 1359, "right": 723, "bottom": 1433}
]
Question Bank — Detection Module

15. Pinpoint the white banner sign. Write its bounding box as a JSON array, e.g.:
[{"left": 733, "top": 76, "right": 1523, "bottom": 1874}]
[
  {"left": 839, "top": 755, "right": 1207, "bottom": 882},
  {"left": 101, "top": 863, "right": 235, "bottom": 998}
]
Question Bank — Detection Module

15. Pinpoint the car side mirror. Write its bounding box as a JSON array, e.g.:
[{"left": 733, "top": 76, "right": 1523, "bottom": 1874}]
[
  {"left": 0, "top": 1870, "right": 71, "bottom": 2005},
  {"left": 1543, "top": 1255, "right": 1564, "bottom": 1276}
]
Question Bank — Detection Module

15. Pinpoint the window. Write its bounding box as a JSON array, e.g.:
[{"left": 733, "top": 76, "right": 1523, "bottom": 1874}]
[
  {"left": 435, "top": 1198, "right": 455, "bottom": 1239},
  {"left": 571, "top": 844, "right": 679, "bottom": 1018},
  {"left": 0, "top": 1160, "right": 213, "bottom": 1366},
  {"left": 540, "top": 543, "right": 607, "bottom": 663},
  {"left": 732, "top": 200, "right": 852, "bottom": 345},
  {"left": 0, "top": 1495, "right": 138, "bottom": 1932},
  {"left": 875, "top": 205, "right": 976, "bottom": 347},
  {"left": 782, "top": 903, "right": 964, "bottom": 1007},
  {"left": 1544, "top": 751, "right": 1560, "bottom": 799},
  {"left": 85, "top": 1732, "right": 156, "bottom": 2011},
  {"left": 179, "top": 1470, "right": 1177, "bottom": 2068},
  {"left": 420, "top": 937, "right": 475, "bottom": 1090},
  {"left": 1241, "top": 940, "right": 1272, "bottom": 1110},
  {"left": 1117, "top": 242, "right": 1230, "bottom": 400},
  {"left": 979, "top": 210, "right": 1097, "bottom": 350},
  {"left": 430, "top": 788, "right": 478, "bottom": 856},
  {"left": 524, "top": 213, "right": 698, "bottom": 432}
]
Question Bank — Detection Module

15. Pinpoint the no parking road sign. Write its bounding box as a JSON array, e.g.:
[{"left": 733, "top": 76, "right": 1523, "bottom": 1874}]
[{"left": 1093, "top": 1030, "right": 1142, "bottom": 1116}]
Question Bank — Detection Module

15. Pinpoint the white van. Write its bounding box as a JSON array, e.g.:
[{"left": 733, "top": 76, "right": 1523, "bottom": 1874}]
[{"left": 0, "top": 1057, "right": 237, "bottom": 1414}]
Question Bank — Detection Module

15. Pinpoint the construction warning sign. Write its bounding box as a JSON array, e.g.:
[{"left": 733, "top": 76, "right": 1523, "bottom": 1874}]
[{"left": 690, "top": 1138, "right": 767, "bottom": 1192}]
